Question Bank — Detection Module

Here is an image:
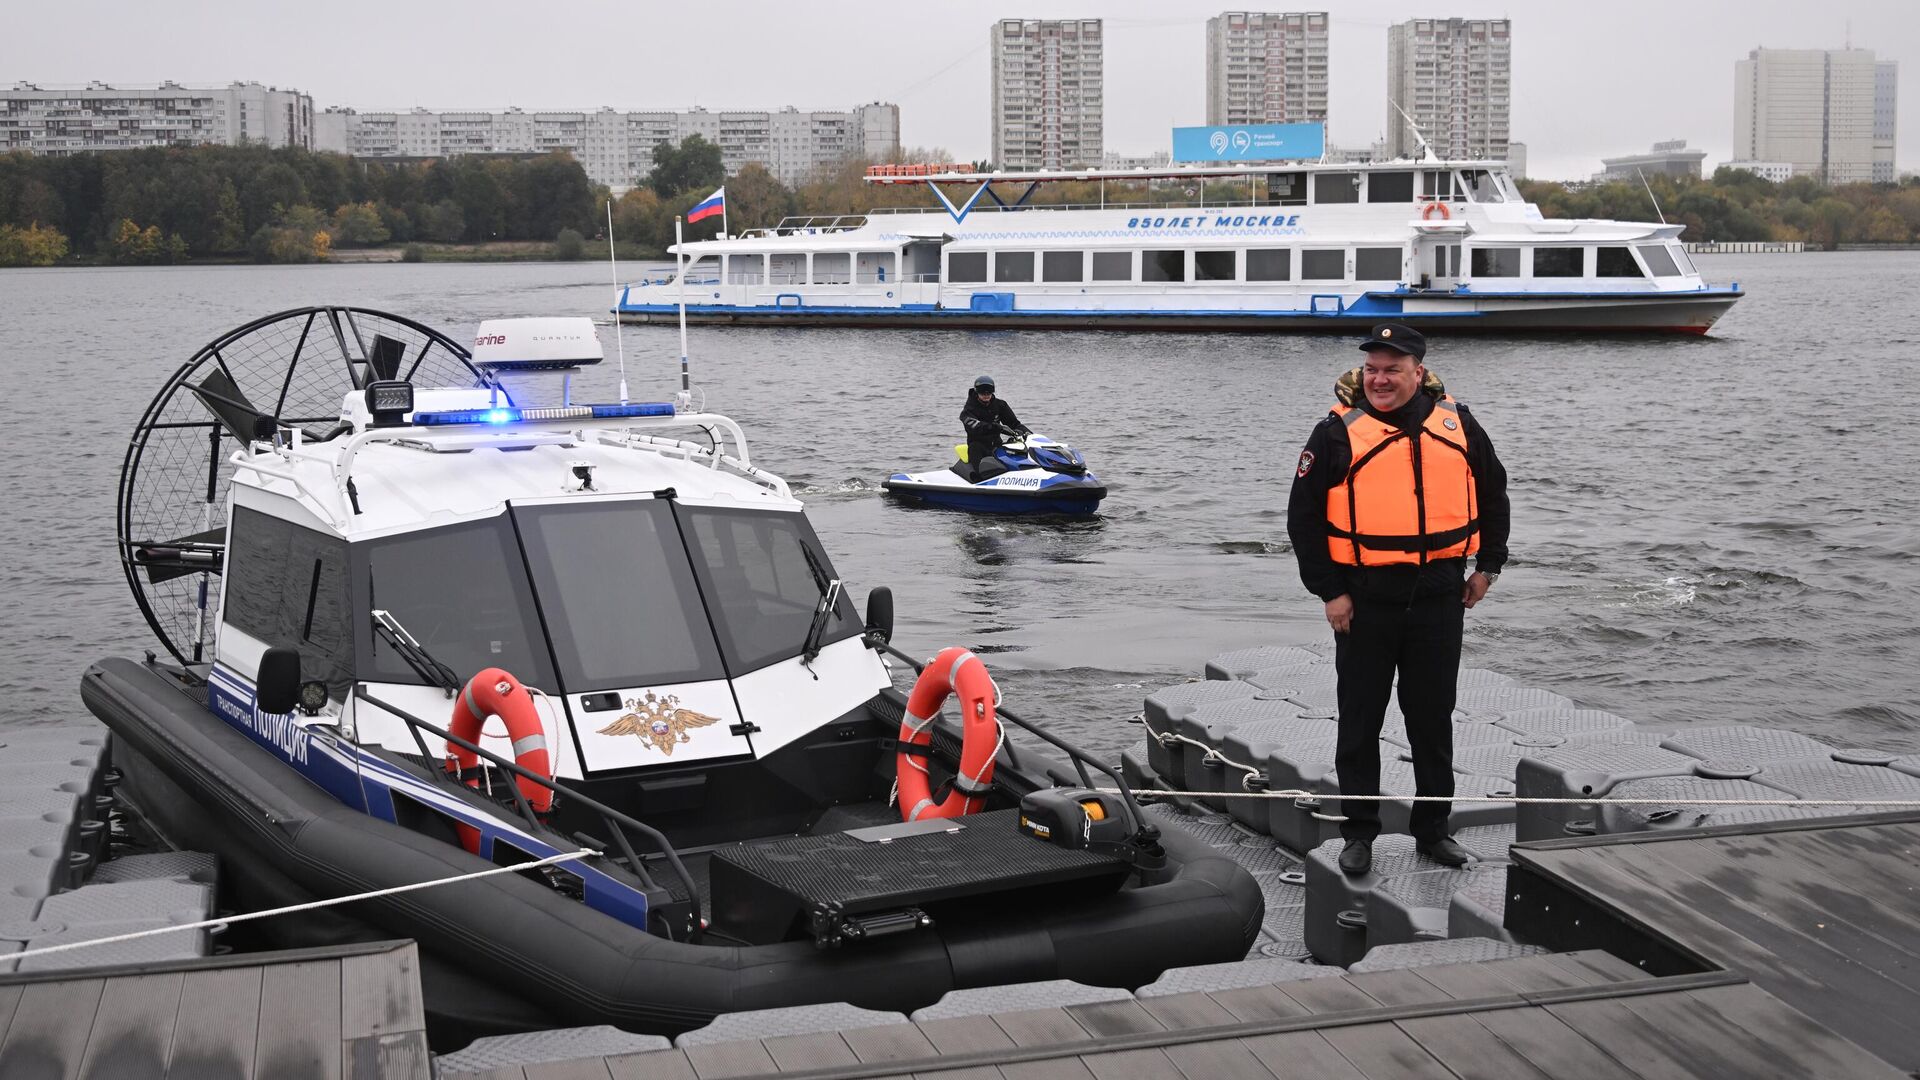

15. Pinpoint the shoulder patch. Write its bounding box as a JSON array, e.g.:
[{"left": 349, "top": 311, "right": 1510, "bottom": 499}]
[{"left": 1296, "top": 449, "right": 1315, "bottom": 477}]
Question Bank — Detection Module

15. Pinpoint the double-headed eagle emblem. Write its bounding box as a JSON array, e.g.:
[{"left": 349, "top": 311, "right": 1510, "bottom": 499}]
[{"left": 597, "top": 691, "right": 722, "bottom": 756}]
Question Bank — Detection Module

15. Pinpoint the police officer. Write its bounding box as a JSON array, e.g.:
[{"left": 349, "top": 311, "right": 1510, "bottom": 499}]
[
  {"left": 960, "top": 375, "right": 1029, "bottom": 480},
  {"left": 1287, "top": 324, "right": 1510, "bottom": 875}
]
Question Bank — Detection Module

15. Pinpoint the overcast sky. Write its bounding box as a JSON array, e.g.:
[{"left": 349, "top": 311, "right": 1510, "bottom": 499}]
[{"left": 6, "top": 0, "right": 1914, "bottom": 180}]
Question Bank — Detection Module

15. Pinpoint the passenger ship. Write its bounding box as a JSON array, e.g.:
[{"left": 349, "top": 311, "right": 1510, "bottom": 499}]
[{"left": 616, "top": 160, "right": 1742, "bottom": 334}]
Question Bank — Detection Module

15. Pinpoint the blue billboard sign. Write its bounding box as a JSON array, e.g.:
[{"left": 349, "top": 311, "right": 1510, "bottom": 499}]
[{"left": 1171, "top": 123, "right": 1325, "bottom": 163}]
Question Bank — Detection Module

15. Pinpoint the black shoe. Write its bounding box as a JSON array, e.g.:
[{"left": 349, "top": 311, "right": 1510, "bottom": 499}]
[
  {"left": 1417, "top": 837, "right": 1472, "bottom": 867},
  {"left": 1338, "top": 838, "right": 1372, "bottom": 876}
]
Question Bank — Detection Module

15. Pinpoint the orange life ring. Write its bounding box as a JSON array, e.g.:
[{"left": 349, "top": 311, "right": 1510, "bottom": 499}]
[
  {"left": 897, "top": 647, "right": 1000, "bottom": 821},
  {"left": 1421, "top": 200, "right": 1451, "bottom": 221},
  {"left": 445, "top": 667, "right": 554, "bottom": 853}
]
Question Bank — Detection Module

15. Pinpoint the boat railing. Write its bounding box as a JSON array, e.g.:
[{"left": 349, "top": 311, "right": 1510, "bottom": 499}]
[
  {"left": 357, "top": 686, "right": 705, "bottom": 940},
  {"left": 762, "top": 215, "right": 869, "bottom": 235},
  {"left": 718, "top": 271, "right": 923, "bottom": 286}
]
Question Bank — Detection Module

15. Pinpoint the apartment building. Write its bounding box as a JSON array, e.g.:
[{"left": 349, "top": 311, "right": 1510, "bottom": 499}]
[
  {"left": 2, "top": 80, "right": 313, "bottom": 155},
  {"left": 991, "top": 19, "right": 1104, "bottom": 171},
  {"left": 1734, "top": 48, "right": 1888, "bottom": 184},
  {"left": 1205, "top": 12, "right": 1329, "bottom": 128},
  {"left": 312, "top": 103, "right": 901, "bottom": 190},
  {"left": 1384, "top": 18, "right": 1511, "bottom": 161},
  {"left": 1874, "top": 60, "right": 1899, "bottom": 184}
]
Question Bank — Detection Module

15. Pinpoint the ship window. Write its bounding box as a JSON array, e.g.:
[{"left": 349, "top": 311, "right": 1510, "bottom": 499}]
[
  {"left": 683, "top": 507, "right": 860, "bottom": 673},
  {"left": 1531, "top": 247, "right": 1584, "bottom": 277},
  {"left": 811, "top": 252, "right": 851, "bottom": 284},
  {"left": 949, "top": 251, "right": 988, "bottom": 282},
  {"left": 769, "top": 253, "right": 805, "bottom": 284},
  {"left": 1366, "top": 172, "right": 1415, "bottom": 203},
  {"left": 1637, "top": 244, "right": 1682, "bottom": 277},
  {"left": 225, "top": 506, "right": 354, "bottom": 704},
  {"left": 1668, "top": 243, "right": 1697, "bottom": 275},
  {"left": 679, "top": 255, "right": 719, "bottom": 284},
  {"left": 1314, "top": 172, "right": 1360, "bottom": 204},
  {"left": 1461, "top": 170, "right": 1505, "bottom": 203},
  {"left": 1247, "top": 249, "right": 1291, "bottom": 281},
  {"left": 1422, "top": 170, "right": 1459, "bottom": 201},
  {"left": 1142, "top": 250, "right": 1186, "bottom": 282},
  {"left": 1435, "top": 246, "right": 1450, "bottom": 277},
  {"left": 356, "top": 514, "right": 556, "bottom": 691},
  {"left": 994, "top": 251, "right": 1036, "bottom": 282},
  {"left": 1596, "top": 247, "right": 1642, "bottom": 277},
  {"left": 1300, "top": 249, "right": 1345, "bottom": 280},
  {"left": 1042, "top": 251, "right": 1084, "bottom": 282},
  {"left": 1264, "top": 172, "right": 1307, "bottom": 206},
  {"left": 1194, "top": 250, "right": 1236, "bottom": 281},
  {"left": 516, "top": 500, "right": 721, "bottom": 690},
  {"left": 1355, "top": 247, "right": 1402, "bottom": 280},
  {"left": 1090, "top": 251, "right": 1132, "bottom": 281},
  {"left": 1471, "top": 247, "right": 1521, "bottom": 277},
  {"left": 728, "top": 253, "right": 765, "bottom": 284}
]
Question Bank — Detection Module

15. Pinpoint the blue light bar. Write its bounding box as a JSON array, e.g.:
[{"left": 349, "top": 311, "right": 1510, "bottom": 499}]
[{"left": 413, "top": 402, "right": 676, "bottom": 427}]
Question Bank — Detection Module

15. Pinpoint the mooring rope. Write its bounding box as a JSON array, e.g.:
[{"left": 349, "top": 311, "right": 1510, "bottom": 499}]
[
  {"left": 10, "top": 847, "right": 598, "bottom": 964},
  {"left": 1134, "top": 720, "right": 1920, "bottom": 808}
]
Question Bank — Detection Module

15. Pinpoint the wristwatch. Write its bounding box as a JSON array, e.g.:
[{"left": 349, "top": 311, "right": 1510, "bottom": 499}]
[{"left": 1479, "top": 570, "right": 1500, "bottom": 584}]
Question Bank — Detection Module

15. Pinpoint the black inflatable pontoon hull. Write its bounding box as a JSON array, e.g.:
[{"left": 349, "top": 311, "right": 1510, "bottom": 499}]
[{"left": 83, "top": 658, "right": 1263, "bottom": 1036}]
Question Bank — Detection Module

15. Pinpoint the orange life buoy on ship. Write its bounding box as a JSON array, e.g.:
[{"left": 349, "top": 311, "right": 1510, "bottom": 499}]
[
  {"left": 1421, "top": 200, "right": 1451, "bottom": 221},
  {"left": 896, "top": 647, "right": 1000, "bottom": 821},
  {"left": 444, "top": 667, "right": 554, "bottom": 853}
]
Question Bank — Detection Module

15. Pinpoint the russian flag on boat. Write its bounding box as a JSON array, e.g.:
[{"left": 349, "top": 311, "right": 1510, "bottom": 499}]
[{"left": 687, "top": 187, "right": 725, "bottom": 224}]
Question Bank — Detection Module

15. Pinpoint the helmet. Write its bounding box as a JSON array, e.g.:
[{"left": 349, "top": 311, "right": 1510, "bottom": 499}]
[{"left": 973, "top": 375, "right": 996, "bottom": 392}]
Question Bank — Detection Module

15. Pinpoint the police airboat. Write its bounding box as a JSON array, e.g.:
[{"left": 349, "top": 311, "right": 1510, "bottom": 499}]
[
  {"left": 84, "top": 307, "right": 1259, "bottom": 1043},
  {"left": 883, "top": 426, "right": 1107, "bottom": 515}
]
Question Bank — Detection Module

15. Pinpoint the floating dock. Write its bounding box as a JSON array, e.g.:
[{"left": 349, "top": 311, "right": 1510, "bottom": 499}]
[{"left": 4, "top": 644, "right": 1918, "bottom": 1077}]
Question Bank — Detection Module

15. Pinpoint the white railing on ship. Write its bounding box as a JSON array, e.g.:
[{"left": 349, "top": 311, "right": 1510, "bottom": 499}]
[
  {"left": 858, "top": 199, "right": 1314, "bottom": 215},
  {"left": 713, "top": 272, "right": 924, "bottom": 285}
]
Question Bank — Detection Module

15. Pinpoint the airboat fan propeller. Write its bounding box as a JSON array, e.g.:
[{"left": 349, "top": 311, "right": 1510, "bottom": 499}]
[{"left": 117, "top": 307, "right": 493, "bottom": 666}]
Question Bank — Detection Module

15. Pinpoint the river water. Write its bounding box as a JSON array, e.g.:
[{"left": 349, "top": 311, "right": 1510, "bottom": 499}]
[{"left": 1, "top": 256, "right": 1915, "bottom": 760}]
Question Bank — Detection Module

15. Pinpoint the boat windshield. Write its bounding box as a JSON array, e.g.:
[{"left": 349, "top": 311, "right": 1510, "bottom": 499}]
[
  {"left": 680, "top": 505, "right": 861, "bottom": 672},
  {"left": 352, "top": 500, "right": 859, "bottom": 694},
  {"left": 1460, "top": 170, "right": 1508, "bottom": 203},
  {"left": 516, "top": 499, "right": 725, "bottom": 691},
  {"left": 355, "top": 513, "right": 558, "bottom": 690}
]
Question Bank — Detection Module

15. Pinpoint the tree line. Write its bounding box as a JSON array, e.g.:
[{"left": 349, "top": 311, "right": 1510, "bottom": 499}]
[
  {"left": 0, "top": 144, "right": 598, "bottom": 265},
  {"left": 1520, "top": 169, "right": 1920, "bottom": 249},
  {"left": 7, "top": 138, "right": 1918, "bottom": 269}
]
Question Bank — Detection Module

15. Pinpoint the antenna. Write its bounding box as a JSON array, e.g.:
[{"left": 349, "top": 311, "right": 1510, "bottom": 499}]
[
  {"left": 674, "top": 216, "right": 691, "bottom": 411},
  {"left": 606, "top": 200, "right": 629, "bottom": 404},
  {"left": 1635, "top": 167, "right": 1668, "bottom": 225},
  {"left": 1390, "top": 99, "right": 1438, "bottom": 163}
]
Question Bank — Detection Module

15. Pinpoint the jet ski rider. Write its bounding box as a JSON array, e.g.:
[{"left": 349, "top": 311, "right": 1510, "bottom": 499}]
[{"left": 961, "top": 375, "right": 1030, "bottom": 481}]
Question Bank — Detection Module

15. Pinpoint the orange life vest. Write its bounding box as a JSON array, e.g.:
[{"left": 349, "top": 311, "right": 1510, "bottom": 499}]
[{"left": 1325, "top": 395, "right": 1479, "bottom": 566}]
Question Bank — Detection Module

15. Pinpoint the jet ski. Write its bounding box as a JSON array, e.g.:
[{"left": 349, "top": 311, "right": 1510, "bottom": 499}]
[{"left": 883, "top": 427, "right": 1107, "bottom": 514}]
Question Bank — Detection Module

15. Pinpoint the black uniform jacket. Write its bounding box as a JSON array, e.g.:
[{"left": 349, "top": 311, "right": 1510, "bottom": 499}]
[
  {"left": 1287, "top": 388, "right": 1510, "bottom": 604},
  {"left": 961, "top": 394, "right": 1027, "bottom": 441}
]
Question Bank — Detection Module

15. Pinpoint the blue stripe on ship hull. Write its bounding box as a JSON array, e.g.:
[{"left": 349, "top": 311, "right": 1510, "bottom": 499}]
[{"left": 615, "top": 288, "right": 1742, "bottom": 322}]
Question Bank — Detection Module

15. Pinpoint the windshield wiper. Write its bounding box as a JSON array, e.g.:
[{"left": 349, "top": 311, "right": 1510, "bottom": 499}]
[
  {"left": 372, "top": 609, "right": 463, "bottom": 696},
  {"left": 798, "top": 543, "right": 842, "bottom": 676}
]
